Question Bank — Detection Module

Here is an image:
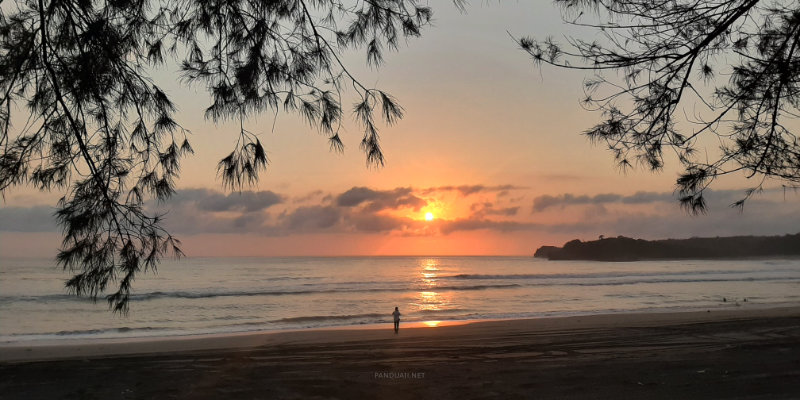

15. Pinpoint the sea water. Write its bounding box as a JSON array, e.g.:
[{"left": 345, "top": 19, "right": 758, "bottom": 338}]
[{"left": 1, "top": 256, "right": 799, "bottom": 343}]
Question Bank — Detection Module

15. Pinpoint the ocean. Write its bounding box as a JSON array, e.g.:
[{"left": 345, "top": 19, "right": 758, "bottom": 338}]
[{"left": 1, "top": 256, "right": 799, "bottom": 343}]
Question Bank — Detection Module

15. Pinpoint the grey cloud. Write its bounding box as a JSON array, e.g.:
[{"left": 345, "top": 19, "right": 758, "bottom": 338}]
[
  {"left": 532, "top": 188, "right": 790, "bottom": 213},
  {"left": 280, "top": 206, "right": 341, "bottom": 231},
  {"left": 438, "top": 203, "right": 799, "bottom": 239},
  {"left": 231, "top": 213, "right": 269, "bottom": 230},
  {"left": 424, "top": 184, "right": 523, "bottom": 196},
  {"left": 470, "top": 202, "right": 492, "bottom": 211},
  {"left": 440, "top": 219, "right": 540, "bottom": 234},
  {"left": 170, "top": 188, "right": 284, "bottom": 212},
  {"left": 336, "top": 187, "right": 425, "bottom": 212},
  {"left": 142, "top": 188, "right": 284, "bottom": 235},
  {"left": 292, "top": 190, "right": 324, "bottom": 203},
  {"left": 539, "top": 206, "right": 800, "bottom": 240},
  {"left": 158, "top": 202, "right": 272, "bottom": 235},
  {"left": 437, "top": 189, "right": 799, "bottom": 237},
  {"left": 350, "top": 214, "right": 409, "bottom": 232},
  {"left": 278, "top": 206, "right": 417, "bottom": 234},
  {"left": 620, "top": 191, "right": 671, "bottom": 204},
  {"left": 470, "top": 202, "right": 519, "bottom": 216},
  {"left": 0, "top": 206, "right": 58, "bottom": 232},
  {"left": 336, "top": 187, "right": 397, "bottom": 206},
  {"left": 489, "top": 206, "right": 520, "bottom": 216},
  {"left": 160, "top": 204, "right": 339, "bottom": 236},
  {"left": 533, "top": 191, "right": 681, "bottom": 212},
  {"left": 0, "top": 195, "right": 279, "bottom": 235},
  {"left": 531, "top": 194, "right": 562, "bottom": 212},
  {"left": 592, "top": 193, "right": 623, "bottom": 203}
]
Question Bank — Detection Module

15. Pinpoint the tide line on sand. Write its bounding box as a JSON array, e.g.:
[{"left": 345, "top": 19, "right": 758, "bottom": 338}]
[
  {"left": 1, "top": 306, "right": 800, "bottom": 399},
  {"left": 1, "top": 305, "right": 798, "bottom": 363}
]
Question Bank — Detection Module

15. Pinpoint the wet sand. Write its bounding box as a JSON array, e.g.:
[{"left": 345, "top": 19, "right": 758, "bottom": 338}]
[{"left": 2, "top": 307, "right": 799, "bottom": 399}]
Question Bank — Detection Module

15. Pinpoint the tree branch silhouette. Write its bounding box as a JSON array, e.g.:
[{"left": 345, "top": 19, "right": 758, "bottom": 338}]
[
  {"left": 1, "top": 0, "right": 451, "bottom": 312},
  {"left": 517, "top": 0, "right": 800, "bottom": 213}
]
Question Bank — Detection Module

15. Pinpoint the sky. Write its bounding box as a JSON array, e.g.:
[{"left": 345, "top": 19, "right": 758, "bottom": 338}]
[{"left": 2, "top": 2, "right": 799, "bottom": 257}]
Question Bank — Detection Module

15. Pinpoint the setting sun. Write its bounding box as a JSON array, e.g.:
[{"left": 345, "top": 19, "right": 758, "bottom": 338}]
[{"left": 424, "top": 212, "right": 434, "bottom": 221}]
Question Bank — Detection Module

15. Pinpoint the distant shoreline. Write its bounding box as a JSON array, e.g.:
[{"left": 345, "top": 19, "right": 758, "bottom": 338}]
[{"left": 534, "top": 233, "right": 800, "bottom": 261}]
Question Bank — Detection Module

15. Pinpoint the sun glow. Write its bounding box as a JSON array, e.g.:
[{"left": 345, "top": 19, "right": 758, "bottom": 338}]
[{"left": 424, "top": 212, "right": 434, "bottom": 221}]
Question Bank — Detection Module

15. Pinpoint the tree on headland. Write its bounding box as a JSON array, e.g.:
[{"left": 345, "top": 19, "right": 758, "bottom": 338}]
[
  {"left": 517, "top": 0, "right": 800, "bottom": 213},
  {"left": 0, "top": 0, "right": 460, "bottom": 312}
]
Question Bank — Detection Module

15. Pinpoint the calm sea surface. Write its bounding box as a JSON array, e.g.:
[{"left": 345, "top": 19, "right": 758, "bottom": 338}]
[{"left": 1, "top": 256, "right": 799, "bottom": 343}]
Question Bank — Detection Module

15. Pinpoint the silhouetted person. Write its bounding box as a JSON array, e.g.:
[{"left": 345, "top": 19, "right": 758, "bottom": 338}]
[{"left": 392, "top": 306, "right": 401, "bottom": 333}]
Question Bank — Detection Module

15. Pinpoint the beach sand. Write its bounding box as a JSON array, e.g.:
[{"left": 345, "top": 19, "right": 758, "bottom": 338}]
[{"left": 1, "top": 307, "right": 799, "bottom": 399}]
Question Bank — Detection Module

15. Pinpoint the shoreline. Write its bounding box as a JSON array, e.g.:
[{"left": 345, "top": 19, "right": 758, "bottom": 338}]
[
  {"left": 2, "top": 305, "right": 798, "bottom": 364},
  {"left": 2, "top": 305, "right": 799, "bottom": 399},
  {"left": 3, "top": 301, "right": 795, "bottom": 350}
]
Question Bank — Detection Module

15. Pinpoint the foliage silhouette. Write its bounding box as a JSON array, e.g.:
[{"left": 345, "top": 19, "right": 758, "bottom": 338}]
[
  {"left": 0, "top": 0, "right": 460, "bottom": 312},
  {"left": 517, "top": 0, "right": 800, "bottom": 213}
]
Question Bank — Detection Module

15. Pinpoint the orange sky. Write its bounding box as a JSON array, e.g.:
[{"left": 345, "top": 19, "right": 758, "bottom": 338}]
[{"left": 2, "top": 3, "right": 800, "bottom": 257}]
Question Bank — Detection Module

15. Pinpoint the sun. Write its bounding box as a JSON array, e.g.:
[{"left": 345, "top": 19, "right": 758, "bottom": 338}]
[{"left": 424, "top": 212, "right": 434, "bottom": 221}]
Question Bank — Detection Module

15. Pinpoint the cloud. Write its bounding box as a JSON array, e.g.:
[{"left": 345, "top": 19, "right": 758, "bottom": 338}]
[
  {"left": 536, "top": 173, "right": 588, "bottom": 182},
  {"left": 619, "top": 191, "right": 671, "bottom": 204},
  {"left": 335, "top": 187, "right": 425, "bottom": 211},
  {"left": 436, "top": 202, "right": 800, "bottom": 239},
  {"left": 422, "top": 184, "right": 524, "bottom": 196},
  {"left": 279, "top": 206, "right": 341, "bottom": 231},
  {"left": 532, "top": 191, "right": 680, "bottom": 212},
  {"left": 531, "top": 188, "right": 793, "bottom": 213},
  {"left": 0, "top": 206, "right": 58, "bottom": 232},
  {"left": 440, "top": 219, "right": 539, "bottom": 234},
  {"left": 536, "top": 206, "right": 800, "bottom": 240},
  {"left": 155, "top": 200, "right": 273, "bottom": 235},
  {"left": 3, "top": 185, "right": 796, "bottom": 246},
  {"left": 169, "top": 188, "right": 284, "bottom": 212},
  {"left": 279, "top": 204, "right": 418, "bottom": 234},
  {"left": 487, "top": 207, "right": 520, "bottom": 216},
  {"left": 470, "top": 202, "right": 519, "bottom": 217},
  {"left": 292, "top": 190, "right": 325, "bottom": 203},
  {"left": 435, "top": 188, "right": 800, "bottom": 237},
  {"left": 349, "top": 214, "right": 409, "bottom": 232}
]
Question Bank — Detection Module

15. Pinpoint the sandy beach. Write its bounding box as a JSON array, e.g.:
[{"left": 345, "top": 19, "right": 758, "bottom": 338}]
[{"left": 2, "top": 307, "right": 799, "bottom": 399}]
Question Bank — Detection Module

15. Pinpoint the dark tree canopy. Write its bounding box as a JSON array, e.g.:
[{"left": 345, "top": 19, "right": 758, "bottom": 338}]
[
  {"left": 0, "top": 0, "right": 456, "bottom": 312},
  {"left": 518, "top": 0, "right": 800, "bottom": 212}
]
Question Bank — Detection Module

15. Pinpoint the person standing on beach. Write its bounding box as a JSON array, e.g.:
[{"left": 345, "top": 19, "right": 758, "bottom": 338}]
[{"left": 392, "top": 307, "right": 401, "bottom": 333}]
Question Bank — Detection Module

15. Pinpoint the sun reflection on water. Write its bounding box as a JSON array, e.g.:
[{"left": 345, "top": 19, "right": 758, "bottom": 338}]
[
  {"left": 423, "top": 260, "right": 439, "bottom": 271},
  {"left": 413, "top": 258, "right": 456, "bottom": 313},
  {"left": 420, "top": 259, "right": 439, "bottom": 288}
]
